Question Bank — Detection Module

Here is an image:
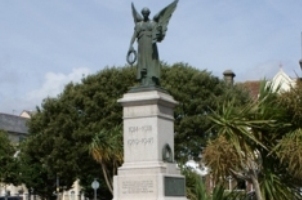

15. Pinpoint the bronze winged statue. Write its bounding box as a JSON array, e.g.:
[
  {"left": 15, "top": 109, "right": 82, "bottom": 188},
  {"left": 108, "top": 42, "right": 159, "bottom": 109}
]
[{"left": 127, "top": 0, "right": 179, "bottom": 86}]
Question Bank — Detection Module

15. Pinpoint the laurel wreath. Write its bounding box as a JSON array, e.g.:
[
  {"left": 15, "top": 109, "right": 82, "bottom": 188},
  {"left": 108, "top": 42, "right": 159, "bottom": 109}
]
[
  {"left": 162, "top": 143, "right": 173, "bottom": 163},
  {"left": 126, "top": 49, "right": 137, "bottom": 65}
]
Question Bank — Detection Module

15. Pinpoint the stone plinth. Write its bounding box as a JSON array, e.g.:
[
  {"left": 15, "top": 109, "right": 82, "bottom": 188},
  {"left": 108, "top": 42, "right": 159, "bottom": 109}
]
[{"left": 113, "top": 89, "right": 187, "bottom": 200}]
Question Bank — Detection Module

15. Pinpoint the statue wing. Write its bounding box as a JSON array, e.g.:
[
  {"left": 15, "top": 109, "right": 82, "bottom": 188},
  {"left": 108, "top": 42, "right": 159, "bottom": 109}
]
[
  {"left": 131, "top": 2, "right": 143, "bottom": 23},
  {"left": 153, "top": 0, "right": 179, "bottom": 42}
]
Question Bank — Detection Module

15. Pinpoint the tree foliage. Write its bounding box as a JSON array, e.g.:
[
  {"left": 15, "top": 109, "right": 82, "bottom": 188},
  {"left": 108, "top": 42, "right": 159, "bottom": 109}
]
[
  {"left": 89, "top": 125, "right": 123, "bottom": 194},
  {"left": 20, "top": 66, "right": 136, "bottom": 199},
  {"left": 161, "top": 63, "right": 249, "bottom": 161},
  {"left": 19, "top": 134, "right": 66, "bottom": 199},
  {"left": 274, "top": 80, "right": 302, "bottom": 180},
  {"left": 23, "top": 63, "right": 249, "bottom": 196},
  {"left": 0, "top": 130, "right": 20, "bottom": 184},
  {"left": 203, "top": 81, "right": 302, "bottom": 200}
]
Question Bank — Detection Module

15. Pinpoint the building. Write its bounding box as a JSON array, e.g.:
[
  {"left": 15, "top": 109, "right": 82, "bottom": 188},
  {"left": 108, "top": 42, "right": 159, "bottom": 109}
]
[
  {"left": 0, "top": 112, "right": 29, "bottom": 144},
  {"left": 241, "top": 68, "right": 296, "bottom": 100},
  {"left": 0, "top": 111, "right": 30, "bottom": 198}
]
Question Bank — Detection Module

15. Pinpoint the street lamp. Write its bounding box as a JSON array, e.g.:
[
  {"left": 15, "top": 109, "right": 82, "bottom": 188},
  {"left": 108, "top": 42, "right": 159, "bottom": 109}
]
[{"left": 91, "top": 179, "right": 99, "bottom": 200}]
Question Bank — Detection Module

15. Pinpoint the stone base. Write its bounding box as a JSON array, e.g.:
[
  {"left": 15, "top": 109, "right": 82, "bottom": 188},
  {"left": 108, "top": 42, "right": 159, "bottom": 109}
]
[
  {"left": 113, "top": 166, "right": 187, "bottom": 200},
  {"left": 114, "top": 90, "right": 187, "bottom": 200}
]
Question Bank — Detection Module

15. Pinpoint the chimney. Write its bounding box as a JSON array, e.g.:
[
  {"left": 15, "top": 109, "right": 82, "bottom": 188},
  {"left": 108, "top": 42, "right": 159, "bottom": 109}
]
[{"left": 223, "top": 70, "right": 236, "bottom": 86}]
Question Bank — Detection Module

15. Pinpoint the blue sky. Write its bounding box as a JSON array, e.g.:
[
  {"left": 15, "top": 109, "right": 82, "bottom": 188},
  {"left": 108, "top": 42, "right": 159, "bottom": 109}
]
[{"left": 0, "top": 0, "right": 301, "bottom": 114}]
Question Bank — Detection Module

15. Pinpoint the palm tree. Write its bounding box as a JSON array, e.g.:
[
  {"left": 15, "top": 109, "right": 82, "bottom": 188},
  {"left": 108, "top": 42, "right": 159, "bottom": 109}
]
[
  {"left": 203, "top": 81, "right": 302, "bottom": 200},
  {"left": 89, "top": 125, "right": 123, "bottom": 194}
]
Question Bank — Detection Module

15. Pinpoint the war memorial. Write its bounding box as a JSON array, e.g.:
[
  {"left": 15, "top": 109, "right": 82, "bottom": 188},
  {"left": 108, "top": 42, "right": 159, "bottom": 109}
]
[{"left": 112, "top": 1, "right": 187, "bottom": 200}]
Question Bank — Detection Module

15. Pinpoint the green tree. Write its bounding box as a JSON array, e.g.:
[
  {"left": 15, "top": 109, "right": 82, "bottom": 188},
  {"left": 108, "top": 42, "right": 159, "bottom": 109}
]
[
  {"left": 273, "top": 80, "right": 302, "bottom": 181},
  {"left": 24, "top": 66, "right": 136, "bottom": 198},
  {"left": 89, "top": 126, "right": 123, "bottom": 194},
  {"left": 24, "top": 63, "right": 249, "bottom": 195},
  {"left": 19, "top": 134, "right": 62, "bottom": 199},
  {"left": 203, "top": 81, "right": 302, "bottom": 200},
  {"left": 161, "top": 63, "right": 249, "bottom": 161},
  {"left": 0, "top": 130, "right": 20, "bottom": 185}
]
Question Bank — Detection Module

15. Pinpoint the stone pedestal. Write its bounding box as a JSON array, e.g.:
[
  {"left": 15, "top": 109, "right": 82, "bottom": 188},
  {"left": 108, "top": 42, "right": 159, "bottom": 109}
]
[{"left": 113, "top": 89, "right": 187, "bottom": 200}]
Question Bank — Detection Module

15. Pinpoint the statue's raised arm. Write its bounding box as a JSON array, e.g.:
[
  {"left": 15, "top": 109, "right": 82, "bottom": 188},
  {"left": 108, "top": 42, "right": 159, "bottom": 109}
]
[{"left": 127, "top": 1, "right": 179, "bottom": 87}]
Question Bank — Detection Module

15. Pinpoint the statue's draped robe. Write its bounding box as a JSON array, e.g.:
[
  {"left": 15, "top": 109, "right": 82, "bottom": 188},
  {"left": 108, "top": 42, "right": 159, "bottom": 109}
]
[{"left": 135, "top": 20, "right": 160, "bottom": 81}]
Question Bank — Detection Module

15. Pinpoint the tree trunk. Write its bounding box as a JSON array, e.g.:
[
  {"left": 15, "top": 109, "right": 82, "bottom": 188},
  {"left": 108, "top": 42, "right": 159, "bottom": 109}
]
[
  {"left": 101, "top": 163, "right": 113, "bottom": 194},
  {"left": 250, "top": 174, "right": 263, "bottom": 200}
]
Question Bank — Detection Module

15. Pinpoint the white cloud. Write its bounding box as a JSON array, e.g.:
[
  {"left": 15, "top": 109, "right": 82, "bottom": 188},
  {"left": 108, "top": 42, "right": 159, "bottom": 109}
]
[
  {"left": 26, "top": 67, "right": 91, "bottom": 105},
  {"left": 0, "top": 67, "right": 91, "bottom": 114}
]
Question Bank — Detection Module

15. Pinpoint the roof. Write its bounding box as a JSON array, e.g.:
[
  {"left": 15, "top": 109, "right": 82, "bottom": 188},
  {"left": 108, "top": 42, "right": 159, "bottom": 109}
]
[
  {"left": 238, "top": 69, "right": 296, "bottom": 99},
  {"left": 19, "top": 110, "right": 35, "bottom": 119},
  {"left": 238, "top": 81, "right": 261, "bottom": 100},
  {"left": 0, "top": 113, "right": 29, "bottom": 134},
  {"left": 268, "top": 68, "right": 296, "bottom": 92}
]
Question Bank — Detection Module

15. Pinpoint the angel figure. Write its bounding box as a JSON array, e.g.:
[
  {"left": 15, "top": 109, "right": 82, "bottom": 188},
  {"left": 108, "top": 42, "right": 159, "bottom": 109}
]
[{"left": 127, "top": 0, "right": 179, "bottom": 86}]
